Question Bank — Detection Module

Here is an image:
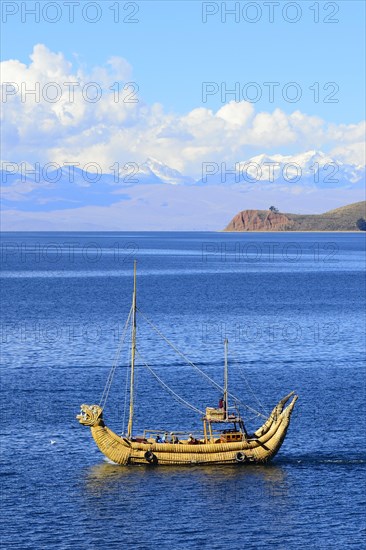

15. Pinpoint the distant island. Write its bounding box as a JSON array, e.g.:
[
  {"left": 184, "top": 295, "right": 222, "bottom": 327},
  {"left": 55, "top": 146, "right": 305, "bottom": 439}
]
[{"left": 224, "top": 201, "right": 366, "bottom": 232}]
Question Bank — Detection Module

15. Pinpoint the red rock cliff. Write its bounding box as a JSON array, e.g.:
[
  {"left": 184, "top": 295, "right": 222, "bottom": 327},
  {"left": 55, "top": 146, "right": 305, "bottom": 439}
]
[{"left": 225, "top": 210, "right": 295, "bottom": 231}]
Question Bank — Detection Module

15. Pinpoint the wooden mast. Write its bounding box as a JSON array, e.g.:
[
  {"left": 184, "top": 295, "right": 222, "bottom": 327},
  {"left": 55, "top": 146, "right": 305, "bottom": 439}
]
[
  {"left": 127, "top": 260, "right": 137, "bottom": 438},
  {"left": 224, "top": 338, "right": 228, "bottom": 421}
]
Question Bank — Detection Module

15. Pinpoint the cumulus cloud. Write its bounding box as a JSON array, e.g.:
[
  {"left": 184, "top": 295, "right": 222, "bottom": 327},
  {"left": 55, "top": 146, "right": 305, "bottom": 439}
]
[
  {"left": 1, "top": 45, "right": 365, "bottom": 176},
  {"left": 216, "top": 101, "right": 254, "bottom": 125},
  {"left": 330, "top": 142, "right": 366, "bottom": 167}
]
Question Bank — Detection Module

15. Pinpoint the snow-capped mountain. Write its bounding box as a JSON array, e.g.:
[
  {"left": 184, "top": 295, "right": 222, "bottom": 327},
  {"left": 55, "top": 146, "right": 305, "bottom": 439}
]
[
  {"left": 196, "top": 150, "right": 365, "bottom": 187},
  {"left": 0, "top": 158, "right": 193, "bottom": 211},
  {"left": 243, "top": 151, "right": 364, "bottom": 184},
  {"left": 138, "top": 157, "right": 194, "bottom": 185},
  {"left": 1, "top": 151, "right": 364, "bottom": 213}
]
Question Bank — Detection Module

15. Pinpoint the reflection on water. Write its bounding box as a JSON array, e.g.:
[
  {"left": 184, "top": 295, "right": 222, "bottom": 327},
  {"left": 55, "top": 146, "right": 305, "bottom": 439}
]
[
  {"left": 83, "top": 461, "right": 288, "bottom": 500},
  {"left": 80, "top": 460, "right": 293, "bottom": 541}
]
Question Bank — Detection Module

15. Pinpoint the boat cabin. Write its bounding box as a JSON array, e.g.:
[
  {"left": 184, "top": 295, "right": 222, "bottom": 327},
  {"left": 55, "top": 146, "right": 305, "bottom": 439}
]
[
  {"left": 203, "top": 406, "right": 246, "bottom": 443},
  {"left": 220, "top": 429, "right": 244, "bottom": 443}
]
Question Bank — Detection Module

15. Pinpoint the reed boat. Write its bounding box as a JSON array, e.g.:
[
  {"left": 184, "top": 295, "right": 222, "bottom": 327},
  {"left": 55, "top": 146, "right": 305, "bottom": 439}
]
[{"left": 77, "top": 262, "right": 298, "bottom": 466}]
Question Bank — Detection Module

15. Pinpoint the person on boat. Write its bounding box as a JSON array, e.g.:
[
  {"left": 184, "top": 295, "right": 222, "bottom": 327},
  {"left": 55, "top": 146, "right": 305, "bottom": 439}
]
[
  {"left": 170, "top": 432, "right": 179, "bottom": 444},
  {"left": 188, "top": 434, "right": 198, "bottom": 444},
  {"left": 161, "top": 432, "right": 168, "bottom": 443},
  {"left": 218, "top": 397, "right": 224, "bottom": 409},
  {"left": 155, "top": 434, "right": 162, "bottom": 443}
]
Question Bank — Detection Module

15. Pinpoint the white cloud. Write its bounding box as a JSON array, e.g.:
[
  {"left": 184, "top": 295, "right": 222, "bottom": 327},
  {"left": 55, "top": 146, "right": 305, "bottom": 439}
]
[
  {"left": 1, "top": 45, "right": 365, "bottom": 177},
  {"left": 216, "top": 101, "right": 254, "bottom": 126},
  {"left": 249, "top": 108, "right": 296, "bottom": 146},
  {"left": 330, "top": 142, "right": 366, "bottom": 167}
]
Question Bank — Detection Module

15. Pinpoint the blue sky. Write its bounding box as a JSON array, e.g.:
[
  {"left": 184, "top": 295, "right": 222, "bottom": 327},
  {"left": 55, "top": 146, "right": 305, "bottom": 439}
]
[{"left": 2, "top": 0, "right": 365, "bottom": 122}]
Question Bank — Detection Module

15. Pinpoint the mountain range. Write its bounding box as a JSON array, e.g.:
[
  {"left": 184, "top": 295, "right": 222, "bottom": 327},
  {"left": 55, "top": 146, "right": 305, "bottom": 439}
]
[
  {"left": 1, "top": 151, "right": 365, "bottom": 230},
  {"left": 196, "top": 151, "right": 365, "bottom": 187},
  {"left": 1, "top": 151, "right": 365, "bottom": 212}
]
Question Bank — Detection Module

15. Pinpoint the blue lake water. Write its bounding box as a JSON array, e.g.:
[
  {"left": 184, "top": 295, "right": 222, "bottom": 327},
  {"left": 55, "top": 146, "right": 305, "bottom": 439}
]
[{"left": 1, "top": 232, "right": 365, "bottom": 549}]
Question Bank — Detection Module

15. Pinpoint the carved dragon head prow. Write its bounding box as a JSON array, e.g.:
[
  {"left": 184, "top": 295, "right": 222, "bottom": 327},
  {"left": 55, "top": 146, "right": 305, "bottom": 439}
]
[{"left": 76, "top": 404, "right": 104, "bottom": 427}]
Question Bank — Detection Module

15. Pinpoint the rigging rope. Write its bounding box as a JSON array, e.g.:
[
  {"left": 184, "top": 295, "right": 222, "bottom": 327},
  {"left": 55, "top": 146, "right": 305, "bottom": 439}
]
[
  {"left": 137, "top": 308, "right": 266, "bottom": 419},
  {"left": 121, "top": 350, "right": 131, "bottom": 435},
  {"left": 135, "top": 348, "right": 204, "bottom": 415},
  {"left": 230, "top": 349, "right": 269, "bottom": 415},
  {"left": 99, "top": 305, "right": 133, "bottom": 409},
  {"left": 138, "top": 308, "right": 224, "bottom": 388}
]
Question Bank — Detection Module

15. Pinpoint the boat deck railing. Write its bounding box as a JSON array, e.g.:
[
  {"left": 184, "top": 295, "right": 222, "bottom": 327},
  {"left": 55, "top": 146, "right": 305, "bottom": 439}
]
[
  {"left": 141, "top": 428, "right": 249, "bottom": 444},
  {"left": 143, "top": 429, "right": 203, "bottom": 439}
]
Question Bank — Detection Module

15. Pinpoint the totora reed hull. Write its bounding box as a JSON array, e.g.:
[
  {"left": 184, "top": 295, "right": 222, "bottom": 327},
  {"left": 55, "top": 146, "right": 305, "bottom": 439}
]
[{"left": 77, "top": 392, "right": 298, "bottom": 466}]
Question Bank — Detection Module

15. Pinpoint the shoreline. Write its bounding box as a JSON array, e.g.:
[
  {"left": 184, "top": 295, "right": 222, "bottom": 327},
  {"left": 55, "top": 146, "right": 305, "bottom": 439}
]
[{"left": 0, "top": 229, "right": 364, "bottom": 233}]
